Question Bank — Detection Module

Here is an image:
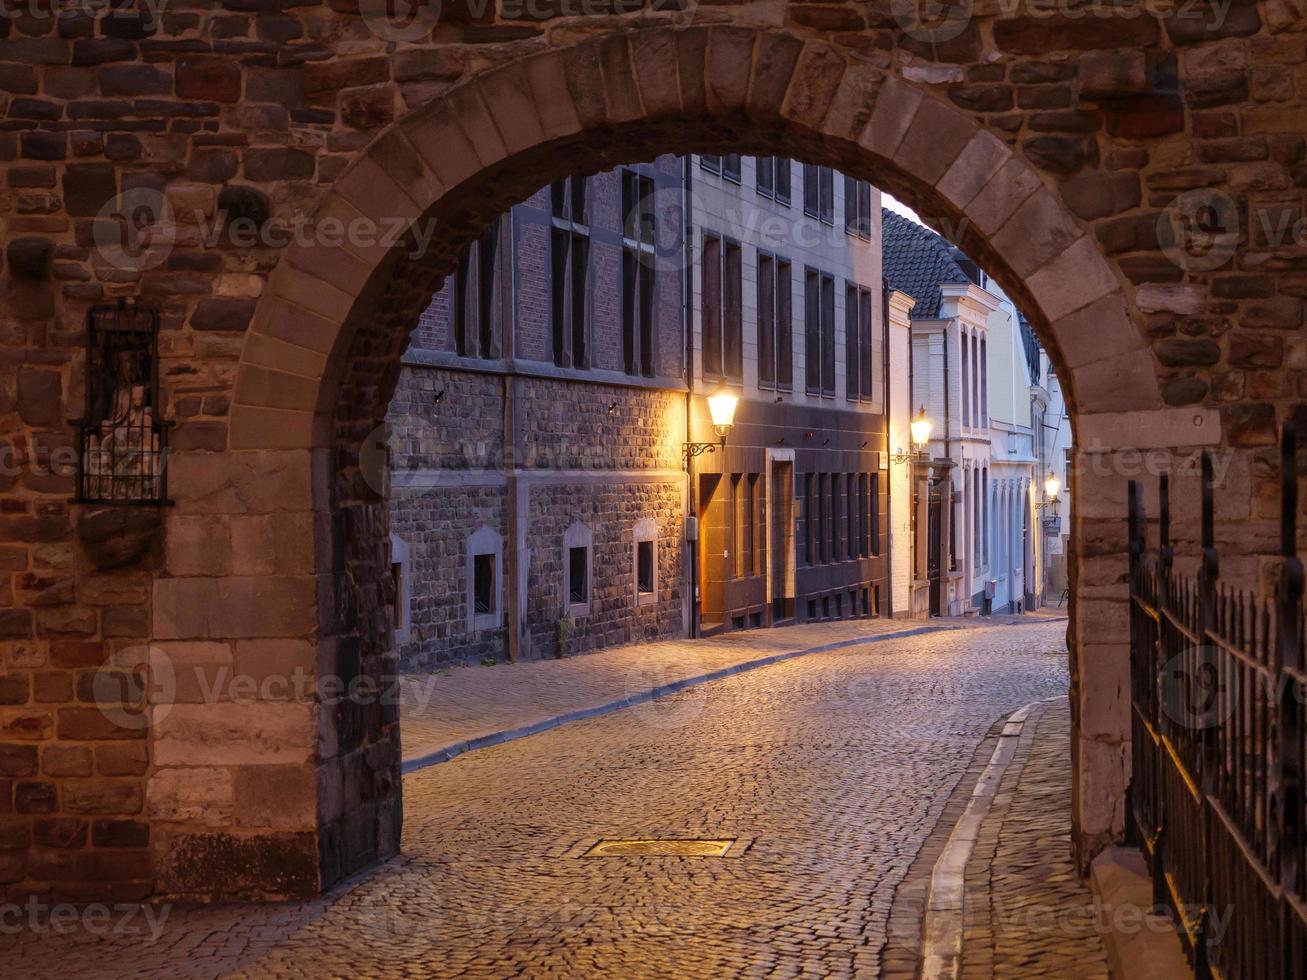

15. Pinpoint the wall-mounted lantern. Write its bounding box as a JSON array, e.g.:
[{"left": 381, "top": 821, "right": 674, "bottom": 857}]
[
  {"left": 75, "top": 300, "right": 170, "bottom": 504},
  {"left": 892, "top": 406, "right": 932, "bottom": 464},
  {"left": 1037, "top": 471, "right": 1061, "bottom": 511},
  {"left": 684, "top": 381, "right": 738, "bottom": 463}
]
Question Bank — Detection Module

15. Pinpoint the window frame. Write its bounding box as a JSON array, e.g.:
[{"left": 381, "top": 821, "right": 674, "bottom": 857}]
[
  {"left": 467, "top": 525, "right": 503, "bottom": 633},
  {"left": 563, "top": 522, "right": 593, "bottom": 619},
  {"left": 701, "top": 232, "right": 743, "bottom": 383},
  {"left": 390, "top": 533, "right": 411, "bottom": 646},
  {"left": 550, "top": 175, "right": 590, "bottom": 370},
  {"left": 633, "top": 518, "right": 658, "bottom": 607},
  {"left": 621, "top": 169, "right": 657, "bottom": 378}
]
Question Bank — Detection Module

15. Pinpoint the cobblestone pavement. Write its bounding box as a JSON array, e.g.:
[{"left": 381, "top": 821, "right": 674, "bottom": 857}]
[
  {"left": 398, "top": 618, "right": 959, "bottom": 766},
  {"left": 8, "top": 620, "right": 1072, "bottom": 978},
  {"left": 961, "top": 700, "right": 1111, "bottom": 979}
]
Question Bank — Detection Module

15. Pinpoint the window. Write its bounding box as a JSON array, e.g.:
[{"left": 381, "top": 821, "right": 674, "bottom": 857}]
[
  {"left": 757, "top": 253, "right": 792, "bottom": 391},
  {"left": 748, "top": 473, "right": 763, "bottom": 576},
  {"left": 622, "top": 170, "right": 656, "bottom": 377},
  {"left": 701, "top": 154, "right": 740, "bottom": 181},
  {"left": 633, "top": 518, "right": 657, "bottom": 606},
  {"left": 467, "top": 526, "right": 502, "bottom": 631},
  {"left": 817, "top": 473, "right": 829, "bottom": 564},
  {"left": 474, "top": 554, "right": 495, "bottom": 615},
  {"left": 563, "top": 522, "right": 593, "bottom": 616},
  {"left": 961, "top": 332, "right": 970, "bottom": 427},
  {"left": 982, "top": 466, "right": 989, "bottom": 566},
  {"left": 756, "top": 157, "right": 791, "bottom": 204},
  {"left": 702, "top": 235, "right": 721, "bottom": 379},
  {"left": 702, "top": 235, "right": 742, "bottom": 381},
  {"left": 568, "top": 546, "right": 587, "bottom": 606},
  {"left": 731, "top": 473, "right": 744, "bottom": 579},
  {"left": 843, "top": 175, "right": 873, "bottom": 239},
  {"left": 974, "top": 468, "right": 982, "bottom": 564},
  {"left": 452, "top": 223, "right": 498, "bottom": 359},
  {"left": 870, "top": 473, "right": 880, "bottom": 556},
  {"left": 830, "top": 474, "right": 841, "bottom": 561},
  {"left": 980, "top": 337, "right": 989, "bottom": 427},
  {"left": 802, "top": 473, "right": 814, "bottom": 567},
  {"left": 637, "top": 540, "right": 654, "bottom": 595},
  {"left": 846, "top": 284, "right": 875, "bottom": 402},
  {"left": 972, "top": 332, "right": 981, "bottom": 428},
  {"left": 860, "top": 288, "right": 874, "bottom": 401},
  {"left": 803, "top": 164, "right": 834, "bottom": 224},
  {"left": 743, "top": 474, "right": 756, "bottom": 577},
  {"left": 851, "top": 474, "right": 863, "bottom": 559},
  {"left": 804, "top": 269, "right": 836, "bottom": 396},
  {"left": 390, "top": 533, "right": 411, "bottom": 646},
  {"left": 551, "top": 175, "right": 589, "bottom": 369}
]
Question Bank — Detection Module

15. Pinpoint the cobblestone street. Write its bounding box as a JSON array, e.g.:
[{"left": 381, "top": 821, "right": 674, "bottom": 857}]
[{"left": 6, "top": 620, "right": 1102, "bottom": 978}]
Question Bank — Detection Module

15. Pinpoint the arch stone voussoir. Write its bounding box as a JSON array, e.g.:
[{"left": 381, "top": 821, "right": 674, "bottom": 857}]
[{"left": 630, "top": 29, "right": 685, "bottom": 122}]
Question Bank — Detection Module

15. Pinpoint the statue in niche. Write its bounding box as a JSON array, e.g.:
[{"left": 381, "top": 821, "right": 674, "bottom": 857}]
[{"left": 83, "top": 349, "right": 161, "bottom": 500}]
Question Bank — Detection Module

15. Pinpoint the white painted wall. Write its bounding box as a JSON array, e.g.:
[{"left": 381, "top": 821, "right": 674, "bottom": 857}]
[{"left": 887, "top": 290, "right": 915, "bottom": 616}]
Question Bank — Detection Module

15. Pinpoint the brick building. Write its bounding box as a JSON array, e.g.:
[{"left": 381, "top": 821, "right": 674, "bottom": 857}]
[{"left": 387, "top": 155, "right": 892, "bottom": 669}]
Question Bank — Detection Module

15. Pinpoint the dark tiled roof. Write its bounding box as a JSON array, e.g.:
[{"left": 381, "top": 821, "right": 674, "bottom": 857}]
[{"left": 881, "top": 208, "right": 972, "bottom": 319}]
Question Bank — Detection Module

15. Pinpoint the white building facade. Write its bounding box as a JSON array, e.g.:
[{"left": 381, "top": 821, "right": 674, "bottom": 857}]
[{"left": 883, "top": 209, "right": 1051, "bottom": 617}]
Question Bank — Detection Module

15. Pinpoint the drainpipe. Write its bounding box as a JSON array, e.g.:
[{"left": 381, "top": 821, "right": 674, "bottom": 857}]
[{"left": 683, "top": 155, "right": 698, "bottom": 639}]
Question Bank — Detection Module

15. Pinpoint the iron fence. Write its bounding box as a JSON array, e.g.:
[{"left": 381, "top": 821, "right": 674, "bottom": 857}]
[{"left": 1127, "top": 424, "right": 1306, "bottom": 979}]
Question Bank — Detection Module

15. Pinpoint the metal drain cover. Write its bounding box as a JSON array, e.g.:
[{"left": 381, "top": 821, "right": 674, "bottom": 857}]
[{"left": 584, "top": 838, "right": 736, "bottom": 857}]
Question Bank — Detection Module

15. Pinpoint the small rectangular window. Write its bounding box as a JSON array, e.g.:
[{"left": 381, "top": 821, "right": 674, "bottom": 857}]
[
  {"left": 474, "top": 553, "right": 495, "bottom": 615},
  {"left": 637, "top": 540, "right": 654, "bottom": 595},
  {"left": 568, "top": 546, "right": 588, "bottom": 606},
  {"left": 722, "top": 153, "right": 741, "bottom": 183},
  {"left": 391, "top": 562, "right": 405, "bottom": 630},
  {"left": 700, "top": 154, "right": 722, "bottom": 174}
]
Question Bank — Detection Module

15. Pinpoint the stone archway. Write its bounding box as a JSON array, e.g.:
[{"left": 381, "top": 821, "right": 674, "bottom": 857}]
[
  {"left": 14, "top": 0, "right": 1294, "bottom": 902},
  {"left": 207, "top": 29, "right": 1209, "bottom": 896}
]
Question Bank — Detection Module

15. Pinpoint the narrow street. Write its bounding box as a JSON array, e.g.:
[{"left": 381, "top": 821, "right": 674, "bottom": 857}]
[{"left": 8, "top": 621, "right": 1104, "bottom": 979}]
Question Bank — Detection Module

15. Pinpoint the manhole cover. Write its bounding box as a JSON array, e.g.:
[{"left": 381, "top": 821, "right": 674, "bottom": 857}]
[{"left": 583, "top": 838, "right": 736, "bottom": 857}]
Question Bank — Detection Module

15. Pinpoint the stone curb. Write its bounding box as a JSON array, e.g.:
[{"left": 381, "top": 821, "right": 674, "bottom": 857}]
[
  {"left": 401, "top": 617, "right": 1067, "bottom": 775},
  {"left": 1089, "top": 846, "right": 1193, "bottom": 980},
  {"left": 918, "top": 695, "right": 1063, "bottom": 979}
]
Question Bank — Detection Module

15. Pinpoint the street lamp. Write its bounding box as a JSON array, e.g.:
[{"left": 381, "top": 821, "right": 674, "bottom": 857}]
[
  {"left": 892, "top": 406, "right": 933, "bottom": 464},
  {"left": 1037, "top": 470, "right": 1061, "bottom": 511},
  {"left": 684, "top": 382, "right": 739, "bottom": 462},
  {"left": 1044, "top": 471, "right": 1061, "bottom": 503}
]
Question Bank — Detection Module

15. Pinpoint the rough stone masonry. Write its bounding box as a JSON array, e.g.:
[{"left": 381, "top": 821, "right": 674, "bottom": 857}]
[{"left": 0, "top": 0, "right": 1303, "bottom": 900}]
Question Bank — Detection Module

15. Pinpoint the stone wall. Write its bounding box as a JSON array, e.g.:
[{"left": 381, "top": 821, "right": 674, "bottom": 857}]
[
  {"left": 1, "top": 1, "right": 1303, "bottom": 899},
  {"left": 525, "top": 480, "right": 683, "bottom": 657}
]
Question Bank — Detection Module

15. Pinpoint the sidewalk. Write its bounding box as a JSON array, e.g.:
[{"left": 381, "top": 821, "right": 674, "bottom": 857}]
[
  {"left": 398, "top": 617, "right": 951, "bottom": 770},
  {"left": 959, "top": 699, "right": 1111, "bottom": 978},
  {"left": 399, "top": 614, "right": 1066, "bottom": 771}
]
